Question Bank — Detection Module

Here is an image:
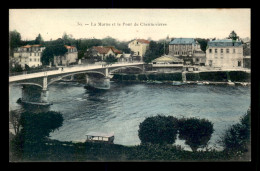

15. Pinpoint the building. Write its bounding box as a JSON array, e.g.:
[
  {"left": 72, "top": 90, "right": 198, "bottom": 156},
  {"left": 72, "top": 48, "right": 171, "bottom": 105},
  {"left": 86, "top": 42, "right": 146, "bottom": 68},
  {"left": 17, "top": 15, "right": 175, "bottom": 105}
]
[
  {"left": 116, "top": 53, "right": 132, "bottom": 62},
  {"left": 128, "top": 39, "right": 150, "bottom": 61},
  {"left": 151, "top": 55, "right": 184, "bottom": 72},
  {"left": 243, "top": 55, "right": 251, "bottom": 69},
  {"left": 205, "top": 39, "right": 243, "bottom": 68},
  {"left": 84, "top": 46, "right": 122, "bottom": 62},
  {"left": 168, "top": 38, "right": 206, "bottom": 65},
  {"left": 13, "top": 44, "right": 45, "bottom": 68},
  {"left": 54, "top": 45, "right": 78, "bottom": 66}
]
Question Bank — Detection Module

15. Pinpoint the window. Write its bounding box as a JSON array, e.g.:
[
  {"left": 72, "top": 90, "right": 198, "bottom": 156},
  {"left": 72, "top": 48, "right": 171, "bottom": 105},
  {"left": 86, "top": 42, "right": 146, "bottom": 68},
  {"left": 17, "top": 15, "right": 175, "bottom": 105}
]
[
  {"left": 209, "top": 49, "right": 212, "bottom": 53},
  {"left": 196, "top": 58, "right": 199, "bottom": 62},
  {"left": 233, "top": 49, "right": 236, "bottom": 53},
  {"left": 238, "top": 61, "right": 241, "bottom": 67},
  {"left": 221, "top": 49, "right": 223, "bottom": 53},
  {"left": 35, "top": 53, "right": 36, "bottom": 56},
  {"left": 30, "top": 53, "right": 32, "bottom": 56},
  {"left": 34, "top": 58, "right": 36, "bottom": 62},
  {"left": 30, "top": 58, "right": 32, "bottom": 62},
  {"left": 215, "top": 49, "right": 218, "bottom": 53},
  {"left": 226, "top": 49, "right": 229, "bottom": 53}
]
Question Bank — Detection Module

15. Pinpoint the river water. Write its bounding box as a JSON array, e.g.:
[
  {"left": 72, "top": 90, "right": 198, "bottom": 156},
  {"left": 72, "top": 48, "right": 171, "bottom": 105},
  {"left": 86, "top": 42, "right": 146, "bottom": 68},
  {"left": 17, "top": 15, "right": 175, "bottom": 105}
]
[{"left": 9, "top": 81, "right": 250, "bottom": 151}]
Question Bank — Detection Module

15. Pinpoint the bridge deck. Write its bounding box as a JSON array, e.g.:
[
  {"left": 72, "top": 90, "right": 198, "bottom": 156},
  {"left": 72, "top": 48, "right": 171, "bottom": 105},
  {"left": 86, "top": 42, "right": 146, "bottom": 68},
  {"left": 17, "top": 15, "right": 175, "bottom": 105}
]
[{"left": 9, "top": 63, "right": 144, "bottom": 82}]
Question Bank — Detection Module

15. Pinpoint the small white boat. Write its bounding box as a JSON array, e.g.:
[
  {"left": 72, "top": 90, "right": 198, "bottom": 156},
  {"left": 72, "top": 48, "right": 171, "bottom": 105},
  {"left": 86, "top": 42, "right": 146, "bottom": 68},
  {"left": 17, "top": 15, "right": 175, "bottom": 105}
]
[
  {"left": 172, "top": 81, "right": 184, "bottom": 86},
  {"left": 85, "top": 132, "right": 115, "bottom": 144}
]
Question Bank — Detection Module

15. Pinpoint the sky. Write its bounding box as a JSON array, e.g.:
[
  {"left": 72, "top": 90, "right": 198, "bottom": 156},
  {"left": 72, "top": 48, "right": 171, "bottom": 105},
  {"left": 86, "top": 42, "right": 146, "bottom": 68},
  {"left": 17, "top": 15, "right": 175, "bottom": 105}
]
[{"left": 9, "top": 9, "right": 250, "bottom": 42}]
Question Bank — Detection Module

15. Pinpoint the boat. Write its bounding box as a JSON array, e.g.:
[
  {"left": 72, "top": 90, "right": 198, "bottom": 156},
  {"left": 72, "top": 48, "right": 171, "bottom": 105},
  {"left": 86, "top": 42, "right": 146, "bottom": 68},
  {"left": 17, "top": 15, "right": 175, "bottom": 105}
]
[
  {"left": 227, "top": 80, "right": 235, "bottom": 86},
  {"left": 85, "top": 132, "right": 115, "bottom": 144},
  {"left": 172, "top": 81, "right": 184, "bottom": 86}
]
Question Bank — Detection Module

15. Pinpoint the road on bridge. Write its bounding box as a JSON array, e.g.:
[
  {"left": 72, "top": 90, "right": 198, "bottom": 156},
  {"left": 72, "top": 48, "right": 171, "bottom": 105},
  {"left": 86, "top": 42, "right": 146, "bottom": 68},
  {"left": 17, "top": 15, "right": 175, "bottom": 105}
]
[{"left": 9, "top": 62, "right": 144, "bottom": 82}]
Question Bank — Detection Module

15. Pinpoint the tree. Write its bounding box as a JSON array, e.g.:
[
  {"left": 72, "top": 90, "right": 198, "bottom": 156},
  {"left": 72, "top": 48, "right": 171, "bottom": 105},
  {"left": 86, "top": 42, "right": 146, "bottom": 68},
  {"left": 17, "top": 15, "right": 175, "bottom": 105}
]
[
  {"left": 228, "top": 31, "right": 239, "bottom": 41},
  {"left": 9, "top": 30, "right": 22, "bottom": 55},
  {"left": 105, "top": 54, "right": 117, "bottom": 64},
  {"left": 35, "top": 34, "right": 44, "bottom": 44},
  {"left": 138, "top": 115, "right": 178, "bottom": 145},
  {"left": 143, "top": 41, "right": 164, "bottom": 63},
  {"left": 195, "top": 38, "right": 210, "bottom": 52},
  {"left": 178, "top": 117, "right": 214, "bottom": 152},
  {"left": 41, "top": 40, "right": 67, "bottom": 65},
  {"left": 18, "top": 111, "right": 63, "bottom": 144},
  {"left": 220, "top": 109, "right": 251, "bottom": 152},
  {"left": 9, "top": 110, "right": 22, "bottom": 135}
]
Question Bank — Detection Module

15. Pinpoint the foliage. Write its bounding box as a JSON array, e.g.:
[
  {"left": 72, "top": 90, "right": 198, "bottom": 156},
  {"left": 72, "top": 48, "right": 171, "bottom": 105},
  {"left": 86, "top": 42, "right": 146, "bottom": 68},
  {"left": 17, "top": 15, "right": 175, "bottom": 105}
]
[
  {"left": 199, "top": 71, "right": 228, "bottom": 82},
  {"left": 195, "top": 38, "right": 210, "bottom": 52},
  {"left": 178, "top": 117, "right": 214, "bottom": 152},
  {"left": 228, "top": 71, "right": 250, "bottom": 82},
  {"left": 137, "top": 74, "right": 148, "bottom": 81},
  {"left": 228, "top": 30, "right": 239, "bottom": 41},
  {"left": 186, "top": 73, "right": 200, "bottom": 81},
  {"left": 9, "top": 62, "right": 23, "bottom": 73},
  {"left": 122, "top": 74, "right": 137, "bottom": 81},
  {"left": 104, "top": 54, "right": 117, "bottom": 64},
  {"left": 143, "top": 41, "right": 165, "bottom": 63},
  {"left": 138, "top": 115, "right": 178, "bottom": 145},
  {"left": 35, "top": 34, "right": 44, "bottom": 44},
  {"left": 112, "top": 74, "right": 123, "bottom": 81},
  {"left": 18, "top": 111, "right": 63, "bottom": 144},
  {"left": 9, "top": 110, "right": 22, "bottom": 135},
  {"left": 220, "top": 109, "right": 251, "bottom": 152},
  {"left": 41, "top": 40, "right": 68, "bottom": 65},
  {"left": 9, "top": 30, "right": 22, "bottom": 55}
]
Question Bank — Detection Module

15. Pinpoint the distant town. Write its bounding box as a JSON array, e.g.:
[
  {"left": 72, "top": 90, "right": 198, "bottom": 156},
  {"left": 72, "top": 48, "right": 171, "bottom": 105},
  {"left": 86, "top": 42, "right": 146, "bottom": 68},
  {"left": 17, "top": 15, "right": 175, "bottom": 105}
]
[{"left": 9, "top": 30, "right": 250, "bottom": 74}]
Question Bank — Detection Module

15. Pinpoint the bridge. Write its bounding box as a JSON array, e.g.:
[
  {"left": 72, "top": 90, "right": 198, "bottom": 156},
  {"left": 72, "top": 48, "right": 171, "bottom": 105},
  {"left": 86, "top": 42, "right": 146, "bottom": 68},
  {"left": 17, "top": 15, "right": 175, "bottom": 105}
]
[{"left": 9, "top": 62, "right": 145, "bottom": 105}]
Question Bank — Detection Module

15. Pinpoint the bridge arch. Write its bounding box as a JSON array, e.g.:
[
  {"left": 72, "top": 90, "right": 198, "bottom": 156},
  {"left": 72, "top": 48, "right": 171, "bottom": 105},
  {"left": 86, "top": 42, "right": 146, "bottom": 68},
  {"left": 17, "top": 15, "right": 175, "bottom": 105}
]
[
  {"left": 47, "top": 71, "right": 106, "bottom": 86},
  {"left": 14, "top": 82, "right": 43, "bottom": 89},
  {"left": 109, "top": 66, "right": 143, "bottom": 74}
]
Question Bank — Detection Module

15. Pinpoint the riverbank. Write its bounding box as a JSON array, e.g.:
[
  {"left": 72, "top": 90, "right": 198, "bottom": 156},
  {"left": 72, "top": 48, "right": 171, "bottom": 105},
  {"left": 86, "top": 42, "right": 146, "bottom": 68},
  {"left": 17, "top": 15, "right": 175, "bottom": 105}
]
[
  {"left": 10, "top": 135, "right": 248, "bottom": 161},
  {"left": 112, "top": 70, "right": 250, "bottom": 86}
]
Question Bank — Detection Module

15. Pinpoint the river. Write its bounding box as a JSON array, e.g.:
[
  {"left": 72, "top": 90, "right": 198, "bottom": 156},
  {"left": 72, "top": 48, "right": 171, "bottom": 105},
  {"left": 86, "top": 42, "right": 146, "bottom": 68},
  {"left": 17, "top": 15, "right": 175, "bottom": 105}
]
[{"left": 9, "top": 81, "right": 250, "bottom": 151}]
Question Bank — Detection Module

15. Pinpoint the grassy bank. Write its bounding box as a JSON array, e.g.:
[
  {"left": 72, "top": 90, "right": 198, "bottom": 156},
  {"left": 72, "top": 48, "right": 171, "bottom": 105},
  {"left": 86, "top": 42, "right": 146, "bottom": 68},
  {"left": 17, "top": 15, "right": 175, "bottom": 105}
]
[{"left": 10, "top": 138, "right": 248, "bottom": 162}]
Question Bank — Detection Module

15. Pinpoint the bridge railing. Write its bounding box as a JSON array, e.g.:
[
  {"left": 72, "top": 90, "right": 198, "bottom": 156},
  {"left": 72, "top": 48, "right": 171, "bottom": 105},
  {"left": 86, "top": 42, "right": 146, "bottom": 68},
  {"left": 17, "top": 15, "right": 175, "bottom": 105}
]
[{"left": 9, "top": 67, "right": 59, "bottom": 76}]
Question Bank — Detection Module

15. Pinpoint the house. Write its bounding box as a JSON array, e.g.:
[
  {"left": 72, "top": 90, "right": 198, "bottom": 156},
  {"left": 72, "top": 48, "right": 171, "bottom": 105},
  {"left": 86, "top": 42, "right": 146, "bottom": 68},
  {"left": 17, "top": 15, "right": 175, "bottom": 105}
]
[
  {"left": 13, "top": 44, "right": 45, "bottom": 68},
  {"left": 84, "top": 46, "right": 122, "bottom": 62},
  {"left": 116, "top": 53, "right": 132, "bottom": 62},
  {"left": 205, "top": 39, "right": 243, "bottom": 68},
  {"left": 168, "top": 38, "right": 206, "bottom": 65},
  {"left": 128, "top": 39, "right": 150, "bottom": 61},
  {"left": 151, "top": 55, "right": 184, "bottom": 72},
  {"left": 54, "top": 45, "right": 78, "bottom": 66}
]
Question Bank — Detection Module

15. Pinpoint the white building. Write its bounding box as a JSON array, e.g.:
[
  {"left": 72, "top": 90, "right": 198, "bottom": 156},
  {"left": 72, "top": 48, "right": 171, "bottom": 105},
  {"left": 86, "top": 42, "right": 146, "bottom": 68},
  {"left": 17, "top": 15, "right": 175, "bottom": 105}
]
[
  {"left": 128, "top": 39, "right": 150, "bottom": 61},
  {"left": 54, "top": 45, "right": 78, "bottom": 66},
  {"left": 13, "top": 44, "right": 45, "bottom": 68},
  {"left": 205, "top": 39, "right": 243, "bottom": 68}
]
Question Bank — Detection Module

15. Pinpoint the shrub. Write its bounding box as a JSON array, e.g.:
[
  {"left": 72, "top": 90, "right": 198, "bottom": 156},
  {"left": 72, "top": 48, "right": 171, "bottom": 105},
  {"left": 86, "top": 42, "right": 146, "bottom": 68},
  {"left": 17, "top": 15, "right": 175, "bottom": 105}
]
[
  {"left": 228, "top": 71, "right": 250, "bottom": 82},
  {"left": 186, "top": 73, "right": 200, "bottom": 81},
  {"left": 167, "top": 73, "right": 183, "bottom": 81},
  {"left": 122, "top": 74, "right": 136, "bottom": 81},
  {"left": 220, "top": 109, "right": 251, "bottom": 152},
  {"left": 138, "top": 115, "right": 178, "bottom": 145},
  {"left": 178, "top": 117, "right": 214, "bottom": 152},
  {"left": 147, "top": 74, "right": 157, "bottom": 80},
  {"left": 112, "top": 74, "right": 123, "bottom": 81},
  {"left": 137, "top": 74, "right": 148, "bottom": 81},
  {"left": 199, "top": 71, "right": 228, "bottom": 82}
]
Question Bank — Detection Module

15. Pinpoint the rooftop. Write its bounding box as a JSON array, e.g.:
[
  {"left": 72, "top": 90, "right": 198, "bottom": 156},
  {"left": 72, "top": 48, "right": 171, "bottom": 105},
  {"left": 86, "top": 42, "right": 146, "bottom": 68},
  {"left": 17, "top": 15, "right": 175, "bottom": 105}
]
[
  {"left": 93, "top": 46, "right": 122, "bottom": 54},
  {"left": 152, "top": 55, "right": 184, "bottom": 63},
  {"left": 64, "top": 45, "right": 76, "bottom": 49},
  {"left": 136, "top": 39, "right": 150, "bottom": 44},
  {"left": 86, "top": 132, "right": 114, "bottom": 138},
  {"left": 169, "top": 38, "right": 196, "bottom": 45},
  {"left": 208, "top": 39, "right": 242, "bottom": 47},
  {"left": 20, "top": 44, "right": 43, "bottom": 48}
]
